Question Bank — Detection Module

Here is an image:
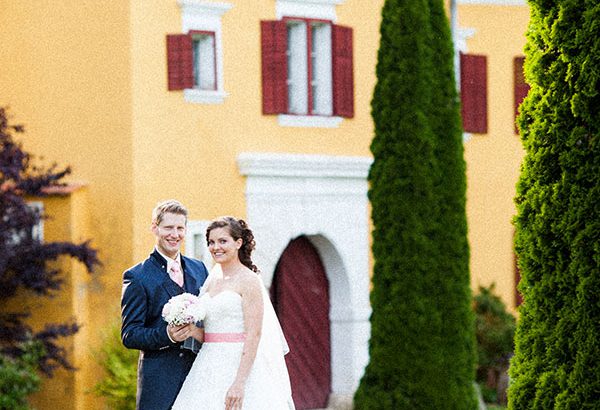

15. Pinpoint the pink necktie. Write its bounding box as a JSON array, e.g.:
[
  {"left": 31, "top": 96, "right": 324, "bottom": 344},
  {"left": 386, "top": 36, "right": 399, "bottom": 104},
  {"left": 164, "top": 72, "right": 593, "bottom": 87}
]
[{"left": 169, "top": 261, "right": 184, "bottom": 287}]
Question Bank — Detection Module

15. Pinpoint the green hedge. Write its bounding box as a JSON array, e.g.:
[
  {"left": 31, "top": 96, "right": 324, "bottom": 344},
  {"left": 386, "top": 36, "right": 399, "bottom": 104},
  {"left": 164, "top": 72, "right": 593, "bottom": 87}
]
[{"left": 508, "top": 1, "right": 600, "bottom": 408}]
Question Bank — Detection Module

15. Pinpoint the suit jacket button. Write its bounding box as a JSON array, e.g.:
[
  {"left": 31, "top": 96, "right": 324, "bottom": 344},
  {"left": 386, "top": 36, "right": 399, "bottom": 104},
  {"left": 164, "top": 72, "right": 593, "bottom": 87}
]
[{"left": 179, "top": 352, "right": 184, "bottom": 358}]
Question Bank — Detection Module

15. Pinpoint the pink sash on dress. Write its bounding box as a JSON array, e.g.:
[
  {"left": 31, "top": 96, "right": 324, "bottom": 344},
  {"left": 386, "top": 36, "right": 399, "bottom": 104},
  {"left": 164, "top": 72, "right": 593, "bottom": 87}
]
[{"left": 204, "top": 332, "right": 246, "bottom": 343}]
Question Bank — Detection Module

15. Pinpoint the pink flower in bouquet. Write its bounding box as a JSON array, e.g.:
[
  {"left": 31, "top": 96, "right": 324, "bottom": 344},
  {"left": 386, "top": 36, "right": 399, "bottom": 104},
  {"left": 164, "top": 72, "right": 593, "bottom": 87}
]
[{"left": 185, "top": 295, "right": 207, "bottom": 322}]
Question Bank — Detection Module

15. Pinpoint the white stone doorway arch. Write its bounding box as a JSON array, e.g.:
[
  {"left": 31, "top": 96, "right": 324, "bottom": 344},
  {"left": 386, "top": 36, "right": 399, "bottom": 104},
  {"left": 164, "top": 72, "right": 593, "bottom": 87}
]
[{"left": 237, "top": 152, "right": 373, "bottom": 406}]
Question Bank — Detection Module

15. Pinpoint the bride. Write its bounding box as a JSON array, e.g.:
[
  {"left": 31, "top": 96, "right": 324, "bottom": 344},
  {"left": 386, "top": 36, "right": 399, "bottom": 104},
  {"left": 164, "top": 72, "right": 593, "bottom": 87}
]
[{"left": 172, "top": 216, "right": 295, "bottom": 410}]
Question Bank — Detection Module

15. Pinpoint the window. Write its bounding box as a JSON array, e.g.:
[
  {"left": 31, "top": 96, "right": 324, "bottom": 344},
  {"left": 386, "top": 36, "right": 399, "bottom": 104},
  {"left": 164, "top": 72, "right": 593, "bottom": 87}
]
[
  {"left": 184, "top": 220, "right": 214, "bottom": 269},
  {"left": 460, "top": 52, "right": 488, "bottom": 134},
  {"left": 286, "top": 19, "right": 332, "bottom": 116},
  {"left": 191, "top": 31, "right": 216, "bottom": 91},
  {"left": 5, "top": 201, "right": 44, "bottom": 245},
  {"left": 261, "top": 19, "right": 354, "bottom": 122},
  {"left": 166, "top": 0, "right": 231, "bottom": 104},
  {"left": 513, "top": 56, "right": 529, "bottom": 134},
  {"left": 29, "top": 201, "right": 44, "bottom": 242}
]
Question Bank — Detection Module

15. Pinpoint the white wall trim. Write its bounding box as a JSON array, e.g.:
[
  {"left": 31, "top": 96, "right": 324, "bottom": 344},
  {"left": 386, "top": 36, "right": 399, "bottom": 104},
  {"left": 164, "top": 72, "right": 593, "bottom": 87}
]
[
  {"left": 455, "top": 27, "right": 476, "bottom": 54},
  {"left": 184, "top": 89, "right": 228, "bottom": 104},
  {"left": 276, "top": 0, "right": 344, "bottom": 22},
  {"left": 238, "top": 152, "right": 372, "bottom": 178},
  {"left": 458, "top": 0, "right": 527, "bottom": 5},
  {"left": 278, "top": 114, "right": 343, "bottom": 128},
  {"left": 177, "top": 0, "right": 232, "bottom": 15},
  {"left": 238, "top": 152, "right": 372, "bottom": 396}
]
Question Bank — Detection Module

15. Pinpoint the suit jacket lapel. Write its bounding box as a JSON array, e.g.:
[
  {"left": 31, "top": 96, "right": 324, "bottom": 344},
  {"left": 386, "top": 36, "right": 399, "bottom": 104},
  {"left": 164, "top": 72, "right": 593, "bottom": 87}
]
[{"left": 181, "top": 257, "right": 200, "bottom": 295}]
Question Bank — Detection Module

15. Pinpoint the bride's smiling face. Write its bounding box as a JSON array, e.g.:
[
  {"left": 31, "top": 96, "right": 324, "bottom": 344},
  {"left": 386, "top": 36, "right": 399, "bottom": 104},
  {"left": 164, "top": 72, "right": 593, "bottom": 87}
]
[{"left": 207, "top": 227, "right": 242, "bottom": 264}]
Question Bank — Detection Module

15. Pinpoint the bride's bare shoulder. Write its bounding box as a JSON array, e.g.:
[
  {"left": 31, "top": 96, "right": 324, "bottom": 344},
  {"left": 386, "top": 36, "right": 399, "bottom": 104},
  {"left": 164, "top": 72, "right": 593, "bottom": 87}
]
[{"left": 238, "top": 270, "right": 263, "bottom": 292}]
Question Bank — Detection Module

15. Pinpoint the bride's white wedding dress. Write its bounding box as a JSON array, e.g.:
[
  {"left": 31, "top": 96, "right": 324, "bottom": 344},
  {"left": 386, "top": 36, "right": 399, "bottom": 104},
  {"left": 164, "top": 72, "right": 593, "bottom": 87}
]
[{"left": 172, "top": 288, "right": 294, "bottom": 409}]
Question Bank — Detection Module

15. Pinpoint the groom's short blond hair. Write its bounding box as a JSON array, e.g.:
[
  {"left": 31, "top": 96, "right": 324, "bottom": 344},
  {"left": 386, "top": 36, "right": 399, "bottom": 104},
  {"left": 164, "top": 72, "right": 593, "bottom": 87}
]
[{"left": 152, "top": 199, "right": 188, "bottom": 226}]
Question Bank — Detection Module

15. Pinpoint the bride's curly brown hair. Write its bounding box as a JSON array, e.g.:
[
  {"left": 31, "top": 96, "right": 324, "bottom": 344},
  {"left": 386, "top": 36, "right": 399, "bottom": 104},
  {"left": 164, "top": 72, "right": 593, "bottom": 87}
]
[{"left": 206, "top": 216, "right": 258, "bottom": 273}]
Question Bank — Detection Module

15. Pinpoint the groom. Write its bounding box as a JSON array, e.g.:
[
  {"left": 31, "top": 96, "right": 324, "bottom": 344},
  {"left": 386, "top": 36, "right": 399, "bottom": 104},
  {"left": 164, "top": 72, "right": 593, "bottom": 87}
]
[{"left": 121, "top": 199, "right": 209, "bottom": 410}]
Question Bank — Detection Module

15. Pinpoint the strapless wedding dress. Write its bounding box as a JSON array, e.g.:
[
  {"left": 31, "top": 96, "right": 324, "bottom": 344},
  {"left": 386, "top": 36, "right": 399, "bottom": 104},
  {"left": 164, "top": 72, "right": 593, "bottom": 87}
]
[{"left": 172, "top": 290, "right": 293, "bottom": 409}]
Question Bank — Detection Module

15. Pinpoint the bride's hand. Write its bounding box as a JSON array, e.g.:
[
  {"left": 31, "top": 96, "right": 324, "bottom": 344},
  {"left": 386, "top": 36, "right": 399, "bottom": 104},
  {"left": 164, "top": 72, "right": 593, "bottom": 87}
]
[{"left": 224, "top": 381, "right": 244, "bottom": 410}]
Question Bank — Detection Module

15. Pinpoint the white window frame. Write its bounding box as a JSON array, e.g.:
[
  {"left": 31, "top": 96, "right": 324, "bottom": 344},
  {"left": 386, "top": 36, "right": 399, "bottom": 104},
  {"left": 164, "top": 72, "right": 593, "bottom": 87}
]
[
  {"left": 276, "top": 0, "right": 345, "bottom": 128},
  {"left": 191, "top": 30, "right": 217, "bottom": 91},
  {"left": 29, "top": 201, "right": 44, "bottom": 242},
  {"left": 178, "top": 0, "right": 232, "bottom": 104},
  {"left": 5, "top": 201, "right": 44, "bottom": 245},
  {"left": 184, "top": 220, "right": 214, "bottom": 269}
]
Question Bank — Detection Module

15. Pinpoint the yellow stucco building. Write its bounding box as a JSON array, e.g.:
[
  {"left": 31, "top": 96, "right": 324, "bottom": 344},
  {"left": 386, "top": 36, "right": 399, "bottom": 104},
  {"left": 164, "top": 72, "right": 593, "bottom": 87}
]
[{"left": 0, "top": 0, "right": 529, "bottom": 408}]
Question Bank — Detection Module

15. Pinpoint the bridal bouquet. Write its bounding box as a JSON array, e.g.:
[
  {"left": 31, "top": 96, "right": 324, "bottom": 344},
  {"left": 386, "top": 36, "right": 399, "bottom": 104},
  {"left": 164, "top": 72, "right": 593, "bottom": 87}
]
[{"left": 162, "top": 293, "right": 207, "bottom": 326}]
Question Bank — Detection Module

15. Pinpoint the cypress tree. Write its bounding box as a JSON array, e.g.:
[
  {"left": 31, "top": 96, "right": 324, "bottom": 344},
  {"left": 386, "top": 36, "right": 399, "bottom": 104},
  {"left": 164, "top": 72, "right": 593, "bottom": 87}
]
[
  {"left": 509, "top": 2, "right": 600, "bottom": 408},
  {"left": 354, "top": 1, "right": 476, "bottom": 408}
]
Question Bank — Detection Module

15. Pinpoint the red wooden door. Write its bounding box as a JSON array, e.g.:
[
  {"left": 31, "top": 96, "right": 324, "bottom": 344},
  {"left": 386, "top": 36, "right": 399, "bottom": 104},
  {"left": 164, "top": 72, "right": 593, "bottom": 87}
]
[{"left": 271, "top": 236, "right": 331, "bottom": 409}]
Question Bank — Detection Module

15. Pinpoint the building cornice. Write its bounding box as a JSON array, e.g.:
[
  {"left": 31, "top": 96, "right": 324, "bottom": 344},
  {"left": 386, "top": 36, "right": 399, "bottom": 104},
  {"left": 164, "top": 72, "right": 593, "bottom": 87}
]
[{"left": 237, "top": 152, "right": 372, "bottom": 179}]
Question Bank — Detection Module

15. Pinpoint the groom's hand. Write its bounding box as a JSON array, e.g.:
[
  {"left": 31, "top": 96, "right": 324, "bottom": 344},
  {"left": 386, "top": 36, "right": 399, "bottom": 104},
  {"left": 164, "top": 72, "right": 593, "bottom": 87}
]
[
  {"left": 188, "top": 325, "right": 205, "bottom": 342},
  {"left": 167, "top": 324, "right": 192, "bottom": 342}
]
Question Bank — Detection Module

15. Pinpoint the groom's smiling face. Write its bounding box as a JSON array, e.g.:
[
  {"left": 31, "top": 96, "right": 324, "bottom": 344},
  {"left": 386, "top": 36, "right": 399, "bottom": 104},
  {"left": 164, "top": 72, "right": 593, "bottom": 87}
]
[{"left": 152, "top": 212, "right": 186, "bottom": 259}]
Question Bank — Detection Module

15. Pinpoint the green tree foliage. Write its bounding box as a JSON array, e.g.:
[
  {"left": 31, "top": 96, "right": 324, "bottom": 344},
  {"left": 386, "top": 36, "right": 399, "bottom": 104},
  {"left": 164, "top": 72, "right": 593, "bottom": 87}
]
[
  {"left": 0, "top": 340, "right": 45, "bottom": 410},
  {"left": 474, "top": 285, "right": 515, "bottom": 404},
  {"left": 354, "top": 0, "right": 476, "bottom": 408},
  {"left": 508, "top": 2, "right": 600, "bottom": 409},
  {"left": 93, "top": 324, "right": 138, "bottom": 410},
  {"left": 475, "top": 285, "right": 515, "bottom": 374}
]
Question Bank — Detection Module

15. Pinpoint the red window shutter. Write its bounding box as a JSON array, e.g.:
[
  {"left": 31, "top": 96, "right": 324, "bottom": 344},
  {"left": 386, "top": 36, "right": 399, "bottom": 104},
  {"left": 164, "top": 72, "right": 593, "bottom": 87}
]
[
  {"left": 514, "top": 56, "right": 529, "bottom": 134},
  {"left": 460, "top": 53, "right": 488, "bottom": 133},
  {"left": 166, "top": 34, "right": 193, "bottom": 91},
  {"left": 261, "top": 20, "right": 288, "bottom": 114},
  {"left": 332, "top": 25, "right": 354, "bottom": 118}
]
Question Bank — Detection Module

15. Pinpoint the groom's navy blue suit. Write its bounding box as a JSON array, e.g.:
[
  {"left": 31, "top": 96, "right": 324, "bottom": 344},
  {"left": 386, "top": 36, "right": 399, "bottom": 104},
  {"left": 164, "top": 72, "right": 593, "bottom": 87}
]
[{"left": 121, "top": 250, "right": 209, "bottom": 410}]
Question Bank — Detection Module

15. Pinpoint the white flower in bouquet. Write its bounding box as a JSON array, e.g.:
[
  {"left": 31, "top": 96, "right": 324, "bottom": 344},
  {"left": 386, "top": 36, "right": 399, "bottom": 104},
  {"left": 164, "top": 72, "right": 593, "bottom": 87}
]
[
  {"left": 185, "top": 294, "right": 207, "bottom": 323},
  {"left": 162, "top": 293, "right": 202, "bottom": 326}
]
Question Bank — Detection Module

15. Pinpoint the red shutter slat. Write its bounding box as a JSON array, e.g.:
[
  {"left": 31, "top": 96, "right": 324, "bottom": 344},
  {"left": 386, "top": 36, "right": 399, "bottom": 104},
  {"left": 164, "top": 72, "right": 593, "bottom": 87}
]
[
  {"left": 514, "top": 56, "right": 529, "bottom": 134},
  {"left": 166, "top": 34, "right": 193, "bottom": 91},
  {"left": 460, "top": 53, "right": 488, "bottom": 133},
  {"left": 332, "top": 25, "right": 354, "bottom": 118},
  {"left": 261, "top": 20, "right": 288, "bottom": 114}
]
